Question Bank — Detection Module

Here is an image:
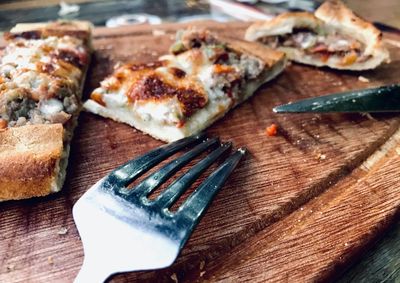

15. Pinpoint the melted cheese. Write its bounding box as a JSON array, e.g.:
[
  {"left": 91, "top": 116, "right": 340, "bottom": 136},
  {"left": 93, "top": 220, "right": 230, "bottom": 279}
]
[
  {"left": 135, "top": 98, "right": 181, "bottom": 124},
  {"left": 163, "top": 50, "right": 232, "bottom": 101},
  {"left": 0, "top": 30, "right": 89, "bottom": 126},
  {"left": 39, "top": 98, "right": 64, "bottom": 115}
]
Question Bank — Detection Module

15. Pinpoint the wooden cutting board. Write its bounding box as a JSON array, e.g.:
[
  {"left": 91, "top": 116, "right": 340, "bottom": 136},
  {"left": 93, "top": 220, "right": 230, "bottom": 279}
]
[{"left": 1, "top": 21, "right": 400, "bottom": 283}]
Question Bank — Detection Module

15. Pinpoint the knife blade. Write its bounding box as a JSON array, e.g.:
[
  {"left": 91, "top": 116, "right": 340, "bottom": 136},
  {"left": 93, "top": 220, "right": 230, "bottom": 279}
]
[{"left": 273, "top": 84, "right": 400, "bottom": 113}]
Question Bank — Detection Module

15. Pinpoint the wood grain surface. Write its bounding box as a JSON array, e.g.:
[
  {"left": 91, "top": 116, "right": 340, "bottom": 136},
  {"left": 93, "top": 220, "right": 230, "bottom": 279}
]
[{"left": 1, "top": 21, "right": 400, "bottom": 283}]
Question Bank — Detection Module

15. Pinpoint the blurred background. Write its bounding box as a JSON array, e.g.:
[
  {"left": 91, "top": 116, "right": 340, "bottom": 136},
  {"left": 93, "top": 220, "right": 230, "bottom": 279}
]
[{"left": 0, "top": 0, "right": 398, "bottom": 32}]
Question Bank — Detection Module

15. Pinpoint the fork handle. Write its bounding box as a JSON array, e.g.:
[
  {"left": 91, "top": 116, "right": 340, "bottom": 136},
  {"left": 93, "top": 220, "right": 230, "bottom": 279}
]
[{"left": 74, "top": 258, "right": 112, "bottom": 283}]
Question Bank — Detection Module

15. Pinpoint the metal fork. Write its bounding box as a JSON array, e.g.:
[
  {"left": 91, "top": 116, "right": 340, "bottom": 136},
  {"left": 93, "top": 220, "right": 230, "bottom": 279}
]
[{"left": 72, "top": 133, "right": 246, "bottom": 283}]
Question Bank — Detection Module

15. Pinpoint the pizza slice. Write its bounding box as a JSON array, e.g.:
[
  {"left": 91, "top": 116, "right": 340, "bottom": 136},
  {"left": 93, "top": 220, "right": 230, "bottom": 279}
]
[
  {"left": 0, "top": 21, "right": 92, "bottom": 201},
  {"left": 245, "top": 0, "right": 390, "bottom": 70},
  {"left": 83, "top": 28, "right": 286, "bottom": 142}
]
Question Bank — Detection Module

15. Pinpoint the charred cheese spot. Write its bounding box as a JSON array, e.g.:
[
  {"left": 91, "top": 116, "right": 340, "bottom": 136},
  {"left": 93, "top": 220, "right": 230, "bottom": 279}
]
[
  {"left": 101, "top": 63, "right": 162, "bottom": 92},
  {"left": 36, "top": 62, "right": 55, "bottom": 74},
  {"left": 169, "top": 67, "right": 186, "bottom": 78},
  {"left": 176, "top": 88, "right": 207, "bottom": 117},
  {"left": 5, "top": 31, "right": 41, "bottom": 40},
  {"left": 54, "top": 49, "right": 87, "bottom": 68},
  {"left": 128, "top": 74, "right": 207, "bottom": 117},
  {"left": 129, "top": 61, "right": 163, "bottom": 71}
]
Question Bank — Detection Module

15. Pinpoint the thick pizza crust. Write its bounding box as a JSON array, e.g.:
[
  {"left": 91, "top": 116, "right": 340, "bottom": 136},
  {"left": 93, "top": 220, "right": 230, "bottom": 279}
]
[
  {"left": 0, "top": 124, "right": 64, "bottom": 201},
  {"left": 245, "top": 0, "right": 390, "bottom": 70},
  {"left": 245, "top": 12, "right": 322, "bottom": 41}
]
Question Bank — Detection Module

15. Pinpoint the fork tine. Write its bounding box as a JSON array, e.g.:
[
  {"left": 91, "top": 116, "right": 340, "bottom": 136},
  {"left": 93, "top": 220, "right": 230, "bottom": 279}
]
[
  {"left": 105, "top": 133, "right": 207, "bottom": 188},
  {"left": 153, "top": 142, "right": 232, "bottom": 209},
  {"left": 176, "top": 148, "right": 246, "bottom": 230},
  {"left": 121, "top": 137, "right": 219, "bottom": 198}
]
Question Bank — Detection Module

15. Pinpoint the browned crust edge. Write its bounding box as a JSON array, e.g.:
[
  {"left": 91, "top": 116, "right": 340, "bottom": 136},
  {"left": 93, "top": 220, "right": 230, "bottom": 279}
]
[
  {"left": 314, "top": 0, "right": 384, "bottom": 52},
  {"left": 0, "top": 124, "right": 64, "bottom": 200},
  {"left": 245, "top": 12, "right": 322, "bottom": 41}
]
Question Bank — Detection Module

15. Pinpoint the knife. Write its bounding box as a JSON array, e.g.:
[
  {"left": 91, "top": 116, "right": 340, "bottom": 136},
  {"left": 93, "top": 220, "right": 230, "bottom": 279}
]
[{"left": 273, "top": 84, "right": 400, "bottom": 113}]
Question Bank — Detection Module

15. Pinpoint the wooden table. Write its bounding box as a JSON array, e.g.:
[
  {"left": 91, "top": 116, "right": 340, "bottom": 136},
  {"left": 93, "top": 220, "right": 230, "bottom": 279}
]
[{"left": 1, "top": 1, "right": 400, "bottom": 283}]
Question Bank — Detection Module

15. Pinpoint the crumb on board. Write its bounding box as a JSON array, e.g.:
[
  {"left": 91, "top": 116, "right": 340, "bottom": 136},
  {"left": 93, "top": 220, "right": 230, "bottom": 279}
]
[
  {"left": 200, "top": 271, "right": 206, "bottom": 277},
  {"left": 396, "top": 147, "right": 400, "bottom": 155},
  {"left": 358, "top": 76, "right": 370, "bottom": 83},
  {"left": 265, "top": 123, "right": 278, "bottom": 136},
  {"left": 316, "top": 153, "right": 326, "bottom": 160},
  {"left": 171, "top": 273, "right": 178, "bottom": 283},
  {"left": 152, "top": 29, "right": 166, "bottom": 36},
  {"left": 6, "top": 264, "right": 15, "bottom": 272},
  {"left": 57, "top": 227, "right": 69, "bottom": 235},
  {"left": 48, "top": 256, "right": 54, "bottom": 265},
  {"left": 98, "top": 45, "right": 114, "bottom": 50}
]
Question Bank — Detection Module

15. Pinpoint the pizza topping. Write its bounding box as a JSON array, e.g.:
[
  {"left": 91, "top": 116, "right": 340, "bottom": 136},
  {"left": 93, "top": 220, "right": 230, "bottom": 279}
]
[
  {"left": 0, "top": 26, "right": 90, "bottom": 128},
  {"left": 341, "top": 51, "right": 358, "bottom": 65},
  {"left": 170, "top": 29, "right": 217, "bottom": 55},
  {"left": 39, "top": 98, "right": 64, "bottom": 116},
  {"left": 169, "top": 67, "right": 186, "bottom": 78},
  {"left": 259, "top": 28, "right": 365, "bottom": 65},
  {"left": 0, "top": 118, "right": 7, "bottom": 129},
  {"left": 128, "top": 74, "right": 207, "bottom": 117},
  {"left": 47, "top": 111, "right": 71, "bottom": 124},
  {"left": 1, "top": 93, "right": 77, "bottom": 127},
  {"left": 166, "top": 29, "right": 265, "bottom": 102},
  {"left": 129, "top": 61, "right": 163, "bottom": 72},
  {"left": 239, "top": 54, "right": 265, "bottom": 79},
  {"left": 54, "top": 49, "right": 87, "bottom": 68},
  {"left": 5, "top": 97, "right": 36, "bottom": 125}
]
